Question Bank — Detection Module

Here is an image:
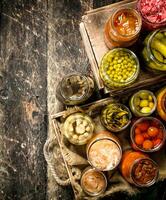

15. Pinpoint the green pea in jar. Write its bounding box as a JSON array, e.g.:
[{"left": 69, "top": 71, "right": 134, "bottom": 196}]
[
  {"left": 142, "top": 28, "right": 166, "bottom": 72},
  {"left": 99, "top": 48, "right": 140, "bottom": 89}
]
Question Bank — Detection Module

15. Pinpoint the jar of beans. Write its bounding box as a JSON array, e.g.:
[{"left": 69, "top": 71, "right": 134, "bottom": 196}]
[
  {"left": 56, "top": 74, "right": 94, "bottom": 105},
  {"left": 120, "top": 150, "right": 159, "bottom": 187}
]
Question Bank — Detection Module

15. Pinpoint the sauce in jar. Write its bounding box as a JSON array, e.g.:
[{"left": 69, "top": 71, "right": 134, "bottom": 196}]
[
  {"left": 104, "top": 8, "right": 142, "bottom": 48},
  {"left": 81, "top": 167, "right": 107, "bottom": 196},
  {"left": 137, "top": 0, "right": 166, "bottom": 30},
  {"left": 120, "top": 150, "right": 159, "bottom": 187}
]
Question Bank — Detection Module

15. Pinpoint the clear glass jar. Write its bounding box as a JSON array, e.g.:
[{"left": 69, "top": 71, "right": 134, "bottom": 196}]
[
  {"left": 136, "top": 0, "right": 166, "bottom": 30},
  {"left": 86, "top": 130, "right": 122, "bottom": 171},
  {"left": 157, "top": 86, "right": 166, "bottom": 121},
  {"left": 104, "top": 8, "right": 142, "bottom": 48},
  {"left": 142, "top": 28, "right": 166, "bottom": 72},
  {"left": 120, "top": 150, "right": 159, "bottom": 187},
  {"left": 56, "top": 74, "right": 94, "bottom": 105},
  {"left": 130, "top": 117, "right": 166, "bottom": 153},
  {"left": 80, "top": 166, "right": 107, "bottom": 196},
  {"left": 63, "top": 112, "right": 95, "bottom": 145},
  {"left": 101, "top": 103, "right": 132, "bottom": 132},
  {"left": 99, "top": 48, "right": 140, "bottom": 88},
  {"left": 129, "top": 90, "right": 157, "bottom": 117}
]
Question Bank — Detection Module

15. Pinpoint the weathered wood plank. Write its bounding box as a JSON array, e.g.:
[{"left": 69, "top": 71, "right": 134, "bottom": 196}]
[{"left": 0, "top": 0, "right": 48, "bottom": 199}]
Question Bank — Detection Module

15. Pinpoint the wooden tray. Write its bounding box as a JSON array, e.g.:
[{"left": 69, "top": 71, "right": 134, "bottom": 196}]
[
  {"left": 48, "top": 82, "right": 166, "bottom": 200},
  {"left": 79, "top": 0, "right": 166, "bottom": 94}
]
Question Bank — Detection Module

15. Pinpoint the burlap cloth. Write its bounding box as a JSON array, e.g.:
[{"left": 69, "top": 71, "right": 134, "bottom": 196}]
[{"left": 44, "top": 107, "right": 166, "bottom": 200}]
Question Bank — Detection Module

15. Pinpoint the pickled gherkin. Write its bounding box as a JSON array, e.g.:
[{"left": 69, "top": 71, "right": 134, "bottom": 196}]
[{"left": 142, "top": 28, "right": 166, "bottom": 72}]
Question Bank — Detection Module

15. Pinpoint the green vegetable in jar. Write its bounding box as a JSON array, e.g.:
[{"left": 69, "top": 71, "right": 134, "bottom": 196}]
[
  {"left": 100, "top": 48, "right": 139, "bottom": 88},
  {"left": 130, "top": 90, "right": 156, "bottom": 117},
  {"left": 142, "top": 29, "right": 166, "bottom": 71},
  {"left": 101, "top": 103, "right": 131, "bottom": 132}
]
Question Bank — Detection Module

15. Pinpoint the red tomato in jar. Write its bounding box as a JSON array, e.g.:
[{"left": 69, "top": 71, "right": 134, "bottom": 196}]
[
  {"left": 137, "top": 122, "right": 149, "bottom": 132},
  {"left": 148, "top": 127, "right": 159, "bottom": 137},
  {"left": 153, "top": 138, "right": 162, "bottom": 147}
]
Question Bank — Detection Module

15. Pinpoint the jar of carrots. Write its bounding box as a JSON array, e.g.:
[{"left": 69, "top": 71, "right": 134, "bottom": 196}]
[
  {"left": 120, "top": 150, "right": 159, "bottom": 187},
  {"left": 104, "top": 8, "right": 142, "bottom": 48}
]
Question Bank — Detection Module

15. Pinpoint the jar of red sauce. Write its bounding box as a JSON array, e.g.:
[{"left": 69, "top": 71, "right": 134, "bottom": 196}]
[
  {"left": 104, "top": 8, "right": 142, "bottom": 48},
  {"left": 157, "top": 86, "right": 166, "bottom": 121},
  {"left": 120, "top": 150, "right": 159, "bottom": 187},
  {"left": 136, "top": 0, "right": 166, "bottom": 30}
]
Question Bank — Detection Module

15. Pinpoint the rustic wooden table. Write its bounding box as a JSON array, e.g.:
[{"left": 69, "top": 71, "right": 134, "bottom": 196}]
[{"left": 0, "top": 0, "right": 165, "bottom": 200}]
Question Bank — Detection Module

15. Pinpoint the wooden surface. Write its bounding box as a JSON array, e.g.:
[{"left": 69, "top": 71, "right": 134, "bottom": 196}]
[{"left": 0, "top": 0, "right": 166, "bottom": 200}]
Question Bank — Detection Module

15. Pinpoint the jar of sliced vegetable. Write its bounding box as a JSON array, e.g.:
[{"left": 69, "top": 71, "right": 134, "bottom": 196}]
[
  {"left": 99, "top": 48, "right": 140, "bottom": 88},
  {"left": 142, "top": 28, "right": 166, "bottom": 72},
  {"left": 101, "top": 103, "right": 132, "bottom": 132}
]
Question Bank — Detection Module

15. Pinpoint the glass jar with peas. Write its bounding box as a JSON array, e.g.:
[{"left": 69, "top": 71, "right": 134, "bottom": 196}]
[{"left": 99, "top": 48, "right": 140, "bottom": 89}]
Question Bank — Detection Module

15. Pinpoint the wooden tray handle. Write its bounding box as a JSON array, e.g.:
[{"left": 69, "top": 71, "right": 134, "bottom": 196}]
[{"left": 43, "top": 138, "right": 70, "bottom": 186}]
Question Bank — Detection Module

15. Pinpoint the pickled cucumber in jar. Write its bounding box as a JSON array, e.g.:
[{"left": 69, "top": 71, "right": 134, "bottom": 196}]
[{"left": 142, "top": 28, "right": 166, "bottom": 71}]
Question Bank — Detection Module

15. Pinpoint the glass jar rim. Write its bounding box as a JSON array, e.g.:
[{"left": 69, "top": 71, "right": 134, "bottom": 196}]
[
  {"left": 60, "top": 73, "right": 90, "bottom": 101},
  {"left": 100, "top": 48, "right": 140, "bottom": 85},
  {"left": 147, "top": 28, "right": 166, "bottom": 65},
  {"left": 130, "top": 157, "right": 159, "bottom": 187},
  {"left": 130, "top": 90, "right": 157, "bottom": 116},
  {"left": 87, "top": 137, "right": 122, "bottom": 171},
  {"left": 130, "top": 117, "right": 166, "bottom": 153},
  {"left": 110, "top": 7, "right": 142, "bottom": 38}
]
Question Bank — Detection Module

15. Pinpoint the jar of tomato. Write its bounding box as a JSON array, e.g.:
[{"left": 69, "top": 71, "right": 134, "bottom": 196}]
[
  {"left": 104, "top": 8, "right": 142, "bottom": 48},
  {"left": 136, "top": 0, "right": 166, "bottom": 30},
  {"left": 157, "top": 86, "right": 166, "bottom": 121},
  {"left": 142, "top": 28, "right": 166, "bottom": 72},
  {"left": 120, "top": 150, "right": 159, "bottom": 187}
]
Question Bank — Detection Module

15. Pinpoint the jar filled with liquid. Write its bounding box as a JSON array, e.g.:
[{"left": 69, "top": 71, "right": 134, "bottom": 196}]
[{"left": 56, "top": 74, "right": 94, "bottom": 105}]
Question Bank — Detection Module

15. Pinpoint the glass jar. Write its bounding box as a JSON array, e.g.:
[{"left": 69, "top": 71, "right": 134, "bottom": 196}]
[
  {"left": 104, "top": 8, "right": 142, "bottom": 48},
  {"left": 136, "top": 0, "right": 166, "bottom": 30},
  {"left": 86, "top": 130, "right": 122, "bottom": 171},
  {"left": 157, "top": 86, "right": 166, "bottom": 121},
  {"left": 101, "top": 103, "right": 132, "bottom": 132},
  {"left": 129, "top": 90, "right": 157, "bottom": 117},
  {"left": 63, "top": 112, "right": 95, "bottom": 145},
  {"left": 120, "top": 150, "right": 159, "bottom": 187},
  {"left": 99, "top": 48, "right": 140, "bottom": 88},
  {"left": 56, "top": 74, "right": 94, "bottom": 105},
  {"left": 142, "top": 28, "right": 166, "bottom": 72},
  {"left": 80, "top": 166, "right": 107, "bottom": 196},
  {"left": 130, "top": 117, "right": 166, "bottom": 153}
]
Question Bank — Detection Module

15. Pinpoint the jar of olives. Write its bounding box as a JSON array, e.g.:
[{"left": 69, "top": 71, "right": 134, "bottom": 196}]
[
  {"left": 99, "top": 48, "right": 140, "bottom": 89},
  {"left": 56, "top": 74, "right": 94, "bottom": 105},
  {"left": 142, "top": 28, "right": 166, "bottom": 72},
  {"left": 129, "top": 90, "right": 157, "bottom": 117}
]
